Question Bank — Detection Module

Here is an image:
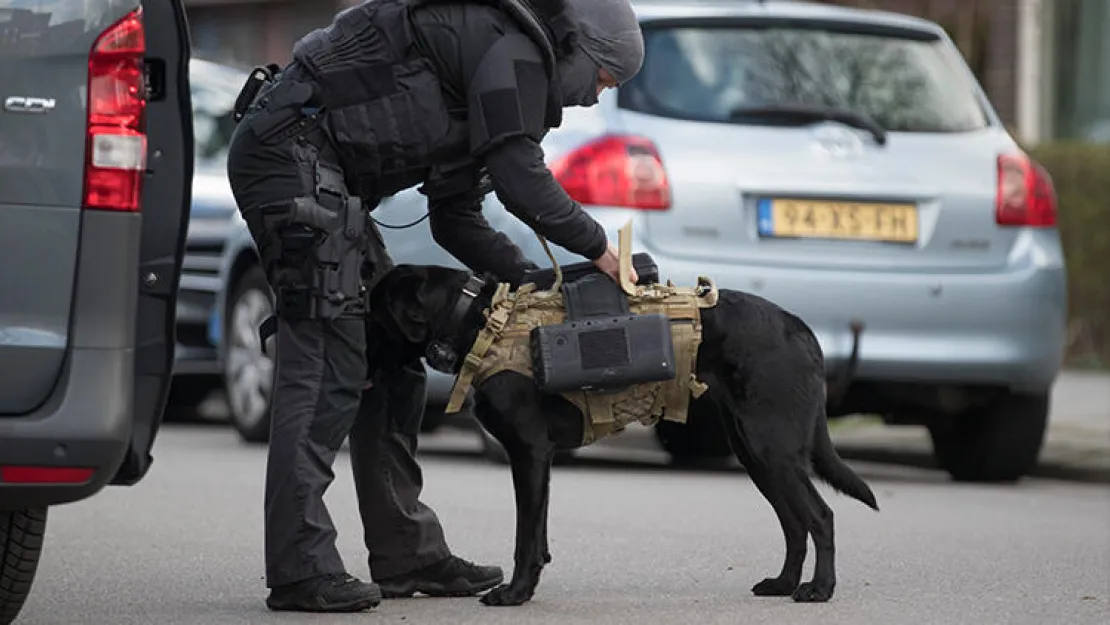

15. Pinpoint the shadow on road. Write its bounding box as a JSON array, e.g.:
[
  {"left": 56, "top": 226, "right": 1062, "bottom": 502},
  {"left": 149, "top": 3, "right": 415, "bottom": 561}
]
[
  {"left": 413, "top": 445, "right": 967, "bottom": 488},
  {"left": 162, "top": 395, "right": 1110, "bottom": 486}
]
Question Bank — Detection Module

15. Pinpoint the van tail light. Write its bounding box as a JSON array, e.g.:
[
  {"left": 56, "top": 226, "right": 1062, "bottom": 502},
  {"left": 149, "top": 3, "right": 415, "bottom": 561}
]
[
  {"left": 550, "top": 135, "right": 672, "bottom": 210},
  {"left": 83, "top": 7, "right": 147, "bottom": 212},
  {"left": 996, "top": 152, "right": 1056, "bottom": 227},
  {"left": 0, "top": 466, "right": 95, "bottom": 485}
]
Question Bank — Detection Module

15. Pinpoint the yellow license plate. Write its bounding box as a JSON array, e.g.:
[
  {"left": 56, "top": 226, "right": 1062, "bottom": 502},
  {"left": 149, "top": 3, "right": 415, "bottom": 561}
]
[{"left": 758, "top": 198, "right": 919, "bottom": 243}]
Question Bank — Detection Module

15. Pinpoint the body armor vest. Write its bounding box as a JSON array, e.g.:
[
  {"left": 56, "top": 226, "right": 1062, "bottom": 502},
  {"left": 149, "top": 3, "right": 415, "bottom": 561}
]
[
  {"left": 446, "top": 278, "right": 720, "bottom": 446},
  {"left": 292, "top": 0, "right": 450, "bottom": 200},
  {"left": 291, "top": 0, "right": 569, "bottom": 201}
]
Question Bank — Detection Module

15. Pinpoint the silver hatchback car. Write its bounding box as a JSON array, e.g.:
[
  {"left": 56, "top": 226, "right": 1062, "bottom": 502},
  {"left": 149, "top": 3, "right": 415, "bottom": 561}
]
[{"left": 214, "top": 0, "right": 1066, "bottom": 482}]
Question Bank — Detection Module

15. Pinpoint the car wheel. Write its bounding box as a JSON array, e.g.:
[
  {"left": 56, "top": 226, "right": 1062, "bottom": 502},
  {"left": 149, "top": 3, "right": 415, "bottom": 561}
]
[
  {"left": 421, "top": 405, "right": 448, "bottom": 434},
  {"left": 163, "top": 376, "right": 219, "bottom": 422},
  {"left": 928, "top": 390, "right": 1050, "bottom": 483},
  {"left": 0, "top": 508, "right": 47, "bottom": 625},
  {"left": 224, "top": 265, "right": 274, "bottom": 444}
]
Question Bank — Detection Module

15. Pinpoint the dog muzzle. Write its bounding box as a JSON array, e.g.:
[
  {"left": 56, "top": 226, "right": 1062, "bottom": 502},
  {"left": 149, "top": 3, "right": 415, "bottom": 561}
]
[{"left": 425, "top": 274, "right": 486, "bottom": 374}]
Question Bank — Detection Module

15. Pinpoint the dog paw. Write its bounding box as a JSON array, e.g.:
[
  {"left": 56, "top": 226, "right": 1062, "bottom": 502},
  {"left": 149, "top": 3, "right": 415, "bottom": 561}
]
[
  {"left": 479, "top": 584, "right": 532, "bottom": 607},
  {"left": 751, "top": 577, "right": 798, "bottom": 597},
  {"left": 791, "top": 581, "right": 834, "bottom": 603}
]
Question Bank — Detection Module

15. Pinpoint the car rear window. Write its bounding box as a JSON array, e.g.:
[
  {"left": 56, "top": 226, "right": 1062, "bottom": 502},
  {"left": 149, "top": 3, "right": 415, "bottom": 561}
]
[{"left": 619, "top": 23, "right": 991, "bottom": 133}]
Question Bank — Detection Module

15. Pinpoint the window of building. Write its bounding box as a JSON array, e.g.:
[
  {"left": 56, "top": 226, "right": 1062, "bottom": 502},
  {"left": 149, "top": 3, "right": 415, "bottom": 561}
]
[{"left": 1049, "top": 0, "right": 1110, "bottom": 142}]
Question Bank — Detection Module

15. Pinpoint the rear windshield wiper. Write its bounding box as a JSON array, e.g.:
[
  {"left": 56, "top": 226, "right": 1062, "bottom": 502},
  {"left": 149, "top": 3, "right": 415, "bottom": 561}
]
[{"left": 728, "top": 104, "right": 888, "bottom": 146}]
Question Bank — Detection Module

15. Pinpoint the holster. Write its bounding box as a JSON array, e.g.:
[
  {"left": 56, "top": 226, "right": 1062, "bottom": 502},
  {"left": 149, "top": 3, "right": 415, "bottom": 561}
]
[
  {"left": 242, "top": 123, "right": 371, "bottom": 323},
  {"left": 232, "top": 63, "right": 283, "bottom": 123}
]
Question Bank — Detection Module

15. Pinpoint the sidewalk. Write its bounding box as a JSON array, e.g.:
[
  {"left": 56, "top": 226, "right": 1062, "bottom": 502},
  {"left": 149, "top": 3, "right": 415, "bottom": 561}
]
[{"left": 830, "top": 369, "right": 1110, "bottom": 483}]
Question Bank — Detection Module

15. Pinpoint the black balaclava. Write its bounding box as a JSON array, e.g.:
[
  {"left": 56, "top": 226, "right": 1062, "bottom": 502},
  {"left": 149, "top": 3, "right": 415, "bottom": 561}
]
[{"left": 556, "top": 0, "right": 645, "bottom": 107}]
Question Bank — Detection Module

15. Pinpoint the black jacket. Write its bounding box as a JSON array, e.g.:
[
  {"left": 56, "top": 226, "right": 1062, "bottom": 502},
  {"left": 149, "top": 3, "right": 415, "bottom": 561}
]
[
  {"left": 292, "top": 0, "right": 607, "bottom": 286},
  {"left": 412, "top": 0, "right": 607, "bottom": 285}
]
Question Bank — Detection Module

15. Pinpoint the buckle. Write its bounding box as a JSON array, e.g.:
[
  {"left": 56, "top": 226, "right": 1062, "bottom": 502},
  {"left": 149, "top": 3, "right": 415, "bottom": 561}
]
[
  {"left": 486, "top": 309, "right": 510, "bottom": 333},
  {"left": 463, "top": 352, "right": 485, "bottom": 370},
  {"left": 462, "top": 274, "right": 485, "bottom": 298}
]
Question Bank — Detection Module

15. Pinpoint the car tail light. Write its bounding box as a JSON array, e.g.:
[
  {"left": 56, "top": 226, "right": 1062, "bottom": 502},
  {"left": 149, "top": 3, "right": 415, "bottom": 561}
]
[
  {"left": 0, "top": 466, "right": 95, "bottom": 485},
  {"left": 83, "top": 7, "right": 147, "bottom": 212},
  {"left": 549, "top": 135, "right": 671, "bottom": 210},
  {"left": 996, "top": 152, "right": 1056, "bottom": 227}
]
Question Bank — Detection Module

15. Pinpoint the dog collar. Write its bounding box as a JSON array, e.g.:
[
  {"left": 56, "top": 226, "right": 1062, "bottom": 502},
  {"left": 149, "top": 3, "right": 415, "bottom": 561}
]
[{"left": 425, "top": 274, "right": 487, "bottom": 374}]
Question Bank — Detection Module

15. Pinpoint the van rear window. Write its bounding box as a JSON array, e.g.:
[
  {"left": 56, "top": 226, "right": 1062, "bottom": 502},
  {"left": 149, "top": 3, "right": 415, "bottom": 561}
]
[{"left": 619, "top": 24, "right": 991, "bottom": 133}]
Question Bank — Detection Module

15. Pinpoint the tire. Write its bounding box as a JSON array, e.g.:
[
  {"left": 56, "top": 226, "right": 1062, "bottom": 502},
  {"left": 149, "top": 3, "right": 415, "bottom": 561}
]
[
  {"left": 223, "top": 265, "right": 275, "bottom": 444},
  {"left": 0, "top": 508, "right": 47, "bottom": 625},
  {"left": 928, "top": 390, "right": 1050, "bottom": 483},
  {"left": 420, "top": 405, "right": 448, "bottom": 434},
  {"left": 163, "top": 376, "right": 219, "bottom": 423}
]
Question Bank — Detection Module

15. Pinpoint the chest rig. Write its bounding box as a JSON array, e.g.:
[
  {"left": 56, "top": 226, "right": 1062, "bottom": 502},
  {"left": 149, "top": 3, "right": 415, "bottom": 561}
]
[{"left": 445, "top": 224, "right": 720, "bottom": 446}]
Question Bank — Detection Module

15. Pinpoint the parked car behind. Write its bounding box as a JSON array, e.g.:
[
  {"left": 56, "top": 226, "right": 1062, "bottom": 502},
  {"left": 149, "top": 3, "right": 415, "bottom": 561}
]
[
  {"left": 0, "top": 1, "right": 194, "bottom": 622},
  {"left": 211, "top": 0, "right": 1068, "bottom": 483},
  {"left": 168, "top": 58, "right": 246, "bottom": 405}
]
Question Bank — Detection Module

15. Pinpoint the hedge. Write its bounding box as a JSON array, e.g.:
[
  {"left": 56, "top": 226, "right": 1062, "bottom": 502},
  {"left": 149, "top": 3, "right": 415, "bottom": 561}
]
[{"left": 1027, "top": 142, "right": 1110, "bottom": 369}]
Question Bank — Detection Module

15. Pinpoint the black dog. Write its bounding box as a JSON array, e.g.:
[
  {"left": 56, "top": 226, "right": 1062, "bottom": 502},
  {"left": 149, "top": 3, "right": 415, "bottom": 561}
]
[{"left": 366, "top": 264, "right": 880, "bottom": 607}]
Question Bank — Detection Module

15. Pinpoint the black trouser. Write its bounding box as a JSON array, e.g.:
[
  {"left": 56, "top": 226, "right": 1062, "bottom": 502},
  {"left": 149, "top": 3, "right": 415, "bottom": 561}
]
[{"left": 226, "top": 102, "right": 451, "bottom": 590}]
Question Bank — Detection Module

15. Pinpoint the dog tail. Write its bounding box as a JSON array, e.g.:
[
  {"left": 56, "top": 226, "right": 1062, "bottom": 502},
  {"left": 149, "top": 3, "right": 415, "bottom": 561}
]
[{"left": 811, "top": 408, "right": 879, "bottom": 511}]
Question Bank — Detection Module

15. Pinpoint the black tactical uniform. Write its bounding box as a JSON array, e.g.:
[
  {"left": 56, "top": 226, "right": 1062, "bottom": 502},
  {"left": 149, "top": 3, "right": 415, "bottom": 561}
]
[{"left": 225, "top": 0, "right": 644, "bottom": 613}]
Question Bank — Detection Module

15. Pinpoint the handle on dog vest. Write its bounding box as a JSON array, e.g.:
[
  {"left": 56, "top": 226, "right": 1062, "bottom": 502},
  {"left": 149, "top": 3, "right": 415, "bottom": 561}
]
[
  {"left": 534, "top": 234, "right": 563, "bottom": 296},
  {"left": 618, "top": 220, "right": 638, "bottom": 297}
]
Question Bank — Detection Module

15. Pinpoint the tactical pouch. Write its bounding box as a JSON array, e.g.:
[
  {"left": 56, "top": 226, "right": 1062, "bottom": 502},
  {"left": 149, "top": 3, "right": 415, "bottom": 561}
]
[
  {"left": 530, "top": 314, "right": 677, "bottom": 394},
  {"left": 529, "top": 273, "right": 677, "bottom": 394},
  {"left": 522, "top": 253, "right": 660, "bottom": 291}
]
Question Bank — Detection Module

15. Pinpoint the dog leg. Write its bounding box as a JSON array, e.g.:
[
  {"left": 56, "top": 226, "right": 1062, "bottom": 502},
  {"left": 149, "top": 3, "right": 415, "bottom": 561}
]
[
  {"left": 789, "top": 472, "right": 837, "bottom": 603},
  {"left": 707, "top": 375, "right": 808, "bottom": 597},
  {"left": 539, "top": 492, "right": 553, "bottom": 565},
  {"left": 748, "top": 475, "right": 808, "bottom": 597},
  {"left": 480, "top": 452, "right": 553, "bottom": 607},
  {"left": 729, "top": 439, "right": 807, "bottom": 596}
]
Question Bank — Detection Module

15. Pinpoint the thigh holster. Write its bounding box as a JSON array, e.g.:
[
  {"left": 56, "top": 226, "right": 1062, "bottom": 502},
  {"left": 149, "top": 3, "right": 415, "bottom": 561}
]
[{"left": 246, "top": 130, "right": 371, "bottom": 322}]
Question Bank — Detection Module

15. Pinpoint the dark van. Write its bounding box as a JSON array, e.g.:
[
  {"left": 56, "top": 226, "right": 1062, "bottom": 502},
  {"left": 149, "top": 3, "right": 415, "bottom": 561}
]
[{"left": 0, "top": 1, "right": 193, "bottom": 622}]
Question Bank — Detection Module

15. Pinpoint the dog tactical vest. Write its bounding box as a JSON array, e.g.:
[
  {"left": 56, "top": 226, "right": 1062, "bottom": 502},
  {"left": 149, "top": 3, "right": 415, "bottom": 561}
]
[{"left": 445, "top": 277, "right": 720, "bottom": 445}]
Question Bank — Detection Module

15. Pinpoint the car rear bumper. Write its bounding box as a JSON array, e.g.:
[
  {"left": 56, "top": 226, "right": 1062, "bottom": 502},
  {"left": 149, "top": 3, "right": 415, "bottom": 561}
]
[{"left": 644, "top": 240, "right": 1067, "bottom": 395}]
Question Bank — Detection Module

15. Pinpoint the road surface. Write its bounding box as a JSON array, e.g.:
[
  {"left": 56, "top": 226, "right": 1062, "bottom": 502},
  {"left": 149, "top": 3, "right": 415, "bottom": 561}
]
[{"left": 15, "top": 424, "right": 1110, "bottom": 625}]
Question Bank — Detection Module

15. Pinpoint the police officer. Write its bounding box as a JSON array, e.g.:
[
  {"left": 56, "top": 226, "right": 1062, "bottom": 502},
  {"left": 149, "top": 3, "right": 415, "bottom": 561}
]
[{"left": 225, "top": 0, "right": 645, "bottom": 613}]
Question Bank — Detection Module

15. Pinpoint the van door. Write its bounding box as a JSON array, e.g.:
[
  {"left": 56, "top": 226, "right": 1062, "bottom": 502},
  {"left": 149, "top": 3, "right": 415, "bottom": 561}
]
[
  {"left": 0, "top": 0, "right": 193, "bottom": 439},
  {"left": 112, "top": 0, "right": 195, "bottom": 485}
]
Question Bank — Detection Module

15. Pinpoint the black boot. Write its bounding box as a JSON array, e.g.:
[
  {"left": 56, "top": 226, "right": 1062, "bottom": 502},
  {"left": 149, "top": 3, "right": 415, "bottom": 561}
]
[
  {"left": 377, "top": 556, "right": 504, "bottom": 598},
  {"left": 265, "top": 573, "right": 382, "bottom": 612}
]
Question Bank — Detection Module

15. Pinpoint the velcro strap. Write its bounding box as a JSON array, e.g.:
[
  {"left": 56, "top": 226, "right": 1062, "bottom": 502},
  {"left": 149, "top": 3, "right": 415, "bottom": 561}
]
[
  {"left": 585, "top": 393, "right": 614, "bottom": 424},
  {"left": 445, "top": 295, "right": 515, "bottom": 414}
]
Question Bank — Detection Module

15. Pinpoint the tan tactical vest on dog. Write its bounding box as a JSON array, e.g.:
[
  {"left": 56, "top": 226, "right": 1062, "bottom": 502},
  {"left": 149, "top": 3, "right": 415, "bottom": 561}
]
[{"left": 445, "top": 276, "right": 720, "bottom": 446}]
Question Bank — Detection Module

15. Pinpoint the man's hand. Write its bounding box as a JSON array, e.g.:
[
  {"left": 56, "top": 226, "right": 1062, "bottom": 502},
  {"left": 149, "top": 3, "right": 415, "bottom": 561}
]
[{"left": 593, "top": 241, "right": 638, "bottom": 284}]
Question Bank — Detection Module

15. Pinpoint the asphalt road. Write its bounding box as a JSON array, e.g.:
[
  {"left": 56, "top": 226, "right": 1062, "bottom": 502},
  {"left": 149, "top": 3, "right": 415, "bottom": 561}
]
[{"left": 15, "top": 424, "right": 1110, "bottom": 625}]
